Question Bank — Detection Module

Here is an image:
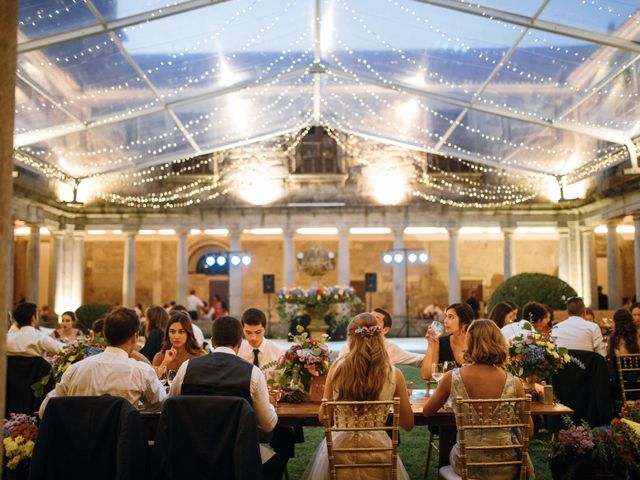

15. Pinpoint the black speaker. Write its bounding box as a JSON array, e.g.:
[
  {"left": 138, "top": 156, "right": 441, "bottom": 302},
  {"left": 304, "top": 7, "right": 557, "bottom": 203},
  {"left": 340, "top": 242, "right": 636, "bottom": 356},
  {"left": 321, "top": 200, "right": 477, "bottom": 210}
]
[
  {"left": 364, "top": 272, "right": 377, "bottom": 292},
  {"left": 262, "top": 274, "right": 275, "bottom": 294}
]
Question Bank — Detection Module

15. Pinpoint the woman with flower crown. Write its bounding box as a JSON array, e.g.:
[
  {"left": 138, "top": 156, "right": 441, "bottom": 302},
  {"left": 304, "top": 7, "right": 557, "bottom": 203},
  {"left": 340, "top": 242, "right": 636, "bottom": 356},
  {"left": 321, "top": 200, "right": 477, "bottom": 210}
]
[{"left": 302, "top": 312, "right": 413, "bottom": 480}]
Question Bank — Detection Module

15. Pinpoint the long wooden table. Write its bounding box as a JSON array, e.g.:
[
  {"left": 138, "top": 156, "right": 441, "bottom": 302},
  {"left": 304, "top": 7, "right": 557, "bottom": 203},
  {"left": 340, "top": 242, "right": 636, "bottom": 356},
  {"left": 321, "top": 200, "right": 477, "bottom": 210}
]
[{"left": 142, "top": 390, "right": 573, "bottom": 469}]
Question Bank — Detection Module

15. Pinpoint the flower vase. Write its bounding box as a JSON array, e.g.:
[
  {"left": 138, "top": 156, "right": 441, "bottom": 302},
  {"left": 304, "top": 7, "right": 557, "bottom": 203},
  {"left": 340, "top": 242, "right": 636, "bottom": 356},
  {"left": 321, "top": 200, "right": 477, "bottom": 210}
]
[{"left": 306, "top": 375, "right": 327, "bottom": 402}]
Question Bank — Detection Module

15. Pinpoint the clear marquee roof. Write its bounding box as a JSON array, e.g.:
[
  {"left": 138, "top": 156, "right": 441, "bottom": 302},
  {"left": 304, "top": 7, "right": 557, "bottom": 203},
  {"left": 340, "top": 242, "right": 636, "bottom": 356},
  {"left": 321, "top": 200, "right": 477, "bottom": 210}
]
[{"left": 12, "top": 0, "right": 640, "bottom": 208}]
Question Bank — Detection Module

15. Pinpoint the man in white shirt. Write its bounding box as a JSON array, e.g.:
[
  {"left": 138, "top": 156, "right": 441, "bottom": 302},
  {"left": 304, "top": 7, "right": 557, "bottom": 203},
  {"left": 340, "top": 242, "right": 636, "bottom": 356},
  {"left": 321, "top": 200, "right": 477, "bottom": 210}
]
[
  {"left": 338, "top": 308, "right": 424, "bottom": 366},
  {"left": 552, "top": 297, "right": 606, "bottom": 357},
  {"left": 238, "top": 308, "right": 285, "bottom": 371},
  {"left": 169, "top": 316, "right": 283, "bottom": 480},
  {"left": 7, "top": 303, "right": 64, "bottom": 357},
  {"left": 39, "top": 307, "right": 167, "bottom": 418},
  {"left": 185, "top": 289, "right": 204, "bottom": 321}
]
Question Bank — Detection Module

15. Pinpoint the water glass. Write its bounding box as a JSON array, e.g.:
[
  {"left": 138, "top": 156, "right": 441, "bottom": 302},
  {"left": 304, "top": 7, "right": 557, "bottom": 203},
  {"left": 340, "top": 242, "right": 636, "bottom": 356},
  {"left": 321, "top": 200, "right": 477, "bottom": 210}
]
[
  {"left": 443, "top": 361, "right": 457, "bottom": 372},
  {"left": 268, "top": 384, "right": 283, "bottom": 405},
  {"left": 165, "top": 370, "right": 176, "bottom": 388},
  {"left": 431, "top": 321, "right": 445, "bottom": 337}
]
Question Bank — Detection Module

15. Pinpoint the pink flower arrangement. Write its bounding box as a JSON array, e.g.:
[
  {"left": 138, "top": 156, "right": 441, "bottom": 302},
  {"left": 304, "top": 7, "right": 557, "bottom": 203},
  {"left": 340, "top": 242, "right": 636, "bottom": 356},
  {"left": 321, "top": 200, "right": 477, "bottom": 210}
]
[{"left": 558, "top": 425, "right": 595, "bottom": 455}]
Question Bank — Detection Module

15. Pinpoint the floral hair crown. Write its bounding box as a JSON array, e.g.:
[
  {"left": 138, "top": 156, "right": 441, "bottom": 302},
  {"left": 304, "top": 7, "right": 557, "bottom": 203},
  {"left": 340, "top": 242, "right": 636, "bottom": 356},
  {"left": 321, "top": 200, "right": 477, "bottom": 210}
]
[{"left": 354, "top": 325, "right": 382, "bottom": 338}]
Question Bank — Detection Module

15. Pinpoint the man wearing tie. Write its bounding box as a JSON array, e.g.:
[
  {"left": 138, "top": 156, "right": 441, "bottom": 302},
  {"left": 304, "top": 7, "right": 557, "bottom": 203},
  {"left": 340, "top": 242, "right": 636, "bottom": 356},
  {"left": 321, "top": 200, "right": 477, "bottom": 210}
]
[{"left": 238, "top": 308, "right": 285, "bottom": 370}]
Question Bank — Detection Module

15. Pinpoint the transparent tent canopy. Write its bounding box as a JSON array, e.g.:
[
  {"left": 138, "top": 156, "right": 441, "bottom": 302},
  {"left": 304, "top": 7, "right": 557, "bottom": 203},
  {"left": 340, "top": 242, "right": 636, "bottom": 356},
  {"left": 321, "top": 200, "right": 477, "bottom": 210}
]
[{"left": 13, "top": 0, "right": 640, "bottom": 205}]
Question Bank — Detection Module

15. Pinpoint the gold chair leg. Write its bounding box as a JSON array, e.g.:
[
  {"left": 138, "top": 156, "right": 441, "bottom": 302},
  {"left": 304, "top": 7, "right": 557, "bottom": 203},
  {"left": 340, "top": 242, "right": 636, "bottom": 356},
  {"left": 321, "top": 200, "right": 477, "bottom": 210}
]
[{"left": 425, "top": 431, "right": 434, "bottom": 479}]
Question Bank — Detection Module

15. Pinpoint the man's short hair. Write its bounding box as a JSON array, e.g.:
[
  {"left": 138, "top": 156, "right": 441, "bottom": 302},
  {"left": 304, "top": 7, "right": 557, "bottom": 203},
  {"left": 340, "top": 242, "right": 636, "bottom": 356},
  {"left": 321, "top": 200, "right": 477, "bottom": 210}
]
[
  {"left": 522, "top": 302, "right": 548, "bottom": 325},
  {"left": 373, "top": 308, "right": 393, "bottom": 329},
  {"left": 567, "top": 297, "right": 585, "bottom": 317},
  {"left": 241, "top": 308, "right": 266, "bottom": 328},
  {"left": 103, "top": 307, "right": 140, "bottom": 346},
  {"left": 169, "top": 304, "right": 188, "bottom": 314},
  {"left": 13, "top": 303, "right": 37, "bottom": 327},
  {"left": 212, "top": 316, "right": 243, "bottom": 347}
]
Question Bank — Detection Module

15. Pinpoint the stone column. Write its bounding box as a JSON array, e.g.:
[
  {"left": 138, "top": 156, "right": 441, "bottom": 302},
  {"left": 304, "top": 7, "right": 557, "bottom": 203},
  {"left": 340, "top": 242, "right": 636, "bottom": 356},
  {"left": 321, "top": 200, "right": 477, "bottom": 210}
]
[
  {"left": 7, "top": 226, "right": 14, "bottom": 311},
  {"left": 607, "top": 218, "right": 622, "bottom": 310},
  {"left": 229, "top": 229, "right": 242, "bottom": 317},
  {"left": 634, "top": 214, "right": 640, "bottom": 304},
  {"left": 283, "top": 227, "right": 295, "bottom": 288},
  {"left": 502, "top": 227, "right": 516, "bottom": 280},
  {"left": 27, "top": 225, "right": 40, "bottom": 303},
  {"left": 558, "top": 227, "right": 570, "bottom": 283},
  {"left": 338, "top": 229, "right": 350, "bottom": 286},
  {"left": 151, "top": 242, "right": 163, "bottom": 305},
  {"left": 392, "top": 230, "right": 406, "bottom": 319},
  {"left": 581, "top": 227, "right": 597, "bottom": 308},
  {"left": 71, "top": 232, "right": 84, "bottom": 310},
  {"left": 52, "top": 232, "right": 65, "bottom": 314},
  {"left": 122, "top": 231, "right": 136, "bottom": 308},
  {"left": 568, "top": 220, "right": 582, "bottom": 295},
  {"left": 448, "top": 227, "right": 461, "bottom": 305},
  {"left": 0, "top": 0, "right": 19, "bottom": 446},
  {"left": 176, "top": 230, "right": 188, "bottom": 306}
]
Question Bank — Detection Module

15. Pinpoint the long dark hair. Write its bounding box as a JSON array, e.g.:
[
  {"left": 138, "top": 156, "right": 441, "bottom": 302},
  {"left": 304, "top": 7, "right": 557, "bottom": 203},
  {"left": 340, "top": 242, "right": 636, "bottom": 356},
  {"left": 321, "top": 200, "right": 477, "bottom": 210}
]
[
  {"left": 160, "top": 312, "right": 203, "bottom": 356},
  {"left": 145, "top": 305, "right": 169, "bottom": 336},
  {"left": 608, "top": 308, "right": 639, "bottom": 356},
  {"left": 488, "top": 302, "right": 514, "bottom": 328},
  {"left": 446, "top": 303, "right": 474, "bottom": 332}
]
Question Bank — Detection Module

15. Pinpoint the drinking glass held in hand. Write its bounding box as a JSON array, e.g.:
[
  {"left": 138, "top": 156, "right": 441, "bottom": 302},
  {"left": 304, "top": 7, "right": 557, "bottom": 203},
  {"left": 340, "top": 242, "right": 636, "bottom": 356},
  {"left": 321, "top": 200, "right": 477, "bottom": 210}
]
[{"left": 425, "top": 320, "right": 445, "bottom": 345}]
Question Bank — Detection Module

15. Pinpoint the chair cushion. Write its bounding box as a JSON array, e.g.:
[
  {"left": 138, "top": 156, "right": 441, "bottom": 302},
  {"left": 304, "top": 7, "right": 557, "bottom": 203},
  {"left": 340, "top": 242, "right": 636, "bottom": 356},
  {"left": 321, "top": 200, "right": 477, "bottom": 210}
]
[{"left": 439, "top": 465, "right": 482, "bottom": 480}]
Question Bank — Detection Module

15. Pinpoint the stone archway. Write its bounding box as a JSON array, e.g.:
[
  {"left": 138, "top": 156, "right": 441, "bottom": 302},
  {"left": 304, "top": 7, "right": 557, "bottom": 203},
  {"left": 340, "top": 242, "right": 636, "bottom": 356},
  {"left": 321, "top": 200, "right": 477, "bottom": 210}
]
[{"left": 188, "top": 238, "right": 231, "bottom": 308}]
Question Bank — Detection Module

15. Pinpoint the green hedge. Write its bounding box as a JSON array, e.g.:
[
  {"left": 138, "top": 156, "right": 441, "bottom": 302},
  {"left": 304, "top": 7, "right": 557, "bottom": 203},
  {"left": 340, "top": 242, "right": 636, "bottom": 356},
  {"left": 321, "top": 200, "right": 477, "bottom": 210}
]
[
  {"left": 488, "top": 273, "right": 577, "bottom": 312},
  {"left": 75, "top": 304, "right": 113, "bottom": 332}
]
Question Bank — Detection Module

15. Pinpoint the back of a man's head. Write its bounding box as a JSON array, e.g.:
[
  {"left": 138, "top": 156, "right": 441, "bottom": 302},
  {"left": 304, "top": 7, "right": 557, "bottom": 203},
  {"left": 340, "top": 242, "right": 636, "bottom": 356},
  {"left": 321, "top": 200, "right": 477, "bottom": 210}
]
[
  {"left": 169, "top": 304, "right": 188, "bottom": 314},
  {"left": 212, "top": 316, "right": 243, "bottom": 348},
  {"left": 241, "top": 308, "right": 266, "bottom": 327},
  {"left": 103, "top": 307, "right": 139, "bottom": 346},
  {"left": 13, "top": 302, "right": 37, "bottom": 327},
  {"left": 567, "top": 297, "right": 585, "bottom": 317}
]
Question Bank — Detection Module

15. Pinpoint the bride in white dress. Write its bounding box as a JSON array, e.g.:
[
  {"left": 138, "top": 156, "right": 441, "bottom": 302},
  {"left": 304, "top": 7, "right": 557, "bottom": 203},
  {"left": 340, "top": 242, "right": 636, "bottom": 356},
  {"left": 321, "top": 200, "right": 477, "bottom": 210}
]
[{"left": 303, "top": 312, "right": 413, "bottom": 480}]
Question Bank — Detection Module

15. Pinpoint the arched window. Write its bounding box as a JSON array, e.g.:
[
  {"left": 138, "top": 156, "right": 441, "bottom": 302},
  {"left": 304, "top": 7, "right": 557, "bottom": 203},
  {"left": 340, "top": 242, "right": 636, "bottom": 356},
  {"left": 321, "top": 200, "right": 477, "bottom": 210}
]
[{"left": 195, "top": 251, "right": 229, "bottom": 275}]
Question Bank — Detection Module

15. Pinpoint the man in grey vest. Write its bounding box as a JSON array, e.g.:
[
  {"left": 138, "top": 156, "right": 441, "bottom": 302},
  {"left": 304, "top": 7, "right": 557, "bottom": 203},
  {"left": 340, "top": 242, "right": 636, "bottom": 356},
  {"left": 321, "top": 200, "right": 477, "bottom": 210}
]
[{"left": 169, "top": 316, "right": 284, "bottom": 480}]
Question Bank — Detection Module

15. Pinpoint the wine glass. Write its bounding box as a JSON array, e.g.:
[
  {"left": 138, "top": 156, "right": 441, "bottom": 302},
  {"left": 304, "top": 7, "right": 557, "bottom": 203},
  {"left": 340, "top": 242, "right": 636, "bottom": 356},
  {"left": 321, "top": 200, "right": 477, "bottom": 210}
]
[
  {"left": 165, "top": 370, "right": 176, "bottom": 388},
  {"left": 432, "top": 363, "right": 445, "bottom": 383},
  {"left": 430, "top": 320, "right": 445, "bottom": 337},
  {"left": 443, "top": 361, "right": 457, "bottom": 373}
]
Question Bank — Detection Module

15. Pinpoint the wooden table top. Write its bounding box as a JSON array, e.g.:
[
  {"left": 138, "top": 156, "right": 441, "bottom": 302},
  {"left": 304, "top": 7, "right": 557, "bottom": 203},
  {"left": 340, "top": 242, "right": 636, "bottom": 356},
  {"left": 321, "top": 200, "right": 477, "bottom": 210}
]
[{"left": 273, "top": 390, "right": 574, "bottom": 427}]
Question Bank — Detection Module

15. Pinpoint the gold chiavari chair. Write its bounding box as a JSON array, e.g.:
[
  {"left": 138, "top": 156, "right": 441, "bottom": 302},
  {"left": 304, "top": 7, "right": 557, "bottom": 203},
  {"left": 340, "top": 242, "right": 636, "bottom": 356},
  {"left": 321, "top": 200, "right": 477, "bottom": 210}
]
[
  {"left": 321, "top": 398, "right": 400, "bottom": 480},
  {"left": 616, "top": 354, "right": 640, "bottom": 403},
  {"left": 439, "top": 395, "right": 532, "bottom": 480}
]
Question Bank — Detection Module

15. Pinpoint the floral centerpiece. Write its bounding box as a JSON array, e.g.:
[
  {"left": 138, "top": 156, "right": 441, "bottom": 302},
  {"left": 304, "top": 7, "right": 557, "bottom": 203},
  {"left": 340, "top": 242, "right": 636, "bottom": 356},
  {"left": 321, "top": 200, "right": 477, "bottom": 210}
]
[
  {"left": 548, "top": 412, "right": 640, "bottom": 480},
  {"left": 3, "top": 414, "right": 38, "bottom": 471},
  {"left": 33, "top": 337, "right": 106, "bottom": 397},
  {"left": 506, "top": 321, "right": 572, "bottom": 385},
  {"left": 597, "top": 317, "right": 613, "bottom": 337},
  {"left": 265, "top": 326, "right": 331, "bottom": 400},
  {"left": 277, "top": 285, "right": 363, "bottom": 340}
]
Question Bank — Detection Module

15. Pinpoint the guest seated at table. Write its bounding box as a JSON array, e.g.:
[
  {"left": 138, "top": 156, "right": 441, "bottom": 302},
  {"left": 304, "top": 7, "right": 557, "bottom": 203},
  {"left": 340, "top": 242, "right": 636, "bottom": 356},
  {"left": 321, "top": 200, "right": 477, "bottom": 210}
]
[
  {"left": 608, "top": 308, "right": 639, "bottom": 356},
  {"left": 50, "top": 311, "right": 83, "bottom": 343},
  {"left": 168, "top": 304, "right": 206, "bottom": 350},
  {"left": 303, "top": 313, "right": 413, "bottom": 480},
  {"left": 141, "top": 305, "right": 168, "bottom": 362},
  {"left": 583, "top": 308, "right": 596, "bottom": 323},
  {"left": 339, "top": 308, "right": 425, "bottom": 366},
  {"left": 152, "top": 311, "right": 205, "bottom": 378},
  {"left": 88, "top": 317, "right": 105, "bottom": 342},
  {"left": 423, "top": 319, "right": 534, "bottom": 479},
  {"left": 631, "top": 302, "right": 640, "bottom": 330},
  {"left": 8, "top": 302, "right": 64, "bottom": 357},
  {"left": 489, "top": 302, "right": 516, "bottom": 329},
  {"left": 502, "top": 301, "right": 550, "bottom": 343},
  {"left": 421, "top": 303, "right": 474, "bottom": 380},
  {"left": 39, "top": 307, "right": 167, "bottom": 418},
  {"left": 169, "top": 316, "right": 284, "bottom": 480},
  {"left": 239, "top": 308, "right": 285, "bottom": 370},
  {"left": 552, "top": 297, "right": 606, "bottom": 356}
]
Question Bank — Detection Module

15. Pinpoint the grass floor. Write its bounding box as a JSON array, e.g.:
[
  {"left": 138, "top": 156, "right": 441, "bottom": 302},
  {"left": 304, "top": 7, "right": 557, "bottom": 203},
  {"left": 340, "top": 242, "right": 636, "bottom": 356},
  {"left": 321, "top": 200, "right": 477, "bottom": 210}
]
[{"left": 286, "top": 366, "right": 554, "bottom": 479}]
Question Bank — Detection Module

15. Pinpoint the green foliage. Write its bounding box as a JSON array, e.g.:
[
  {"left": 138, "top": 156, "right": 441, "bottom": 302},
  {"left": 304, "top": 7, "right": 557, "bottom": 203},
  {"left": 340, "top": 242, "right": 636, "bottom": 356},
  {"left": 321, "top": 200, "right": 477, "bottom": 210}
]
[
  {"left": 488, "top": 272, "right": 577, "bottom": 312},
  {"left": 74, "top": 303, "right": 112, "bottom": 332}
]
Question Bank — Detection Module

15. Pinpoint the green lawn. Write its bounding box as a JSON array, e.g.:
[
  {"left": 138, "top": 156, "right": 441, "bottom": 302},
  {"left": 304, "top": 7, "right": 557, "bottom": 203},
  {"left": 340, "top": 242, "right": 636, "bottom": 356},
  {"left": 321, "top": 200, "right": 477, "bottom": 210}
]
[{"left": 286, "top": 366, "right": 554, "bottom": 479}]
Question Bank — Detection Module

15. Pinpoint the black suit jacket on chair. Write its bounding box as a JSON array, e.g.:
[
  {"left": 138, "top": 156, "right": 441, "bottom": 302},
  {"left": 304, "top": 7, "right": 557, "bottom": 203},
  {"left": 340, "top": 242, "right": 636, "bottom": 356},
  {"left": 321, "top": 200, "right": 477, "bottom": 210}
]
[
  {"left": 29, "top": 395, "right": 147, "bottom": 480},
  {"left": 6, "top": 355, "right": 55, "bottom": 417},
  {"left": 152, "top": 396, "right": 263, "bottom": 480},
  {"left": 552, "top": 349, "right": 613, "bottom": 427}
]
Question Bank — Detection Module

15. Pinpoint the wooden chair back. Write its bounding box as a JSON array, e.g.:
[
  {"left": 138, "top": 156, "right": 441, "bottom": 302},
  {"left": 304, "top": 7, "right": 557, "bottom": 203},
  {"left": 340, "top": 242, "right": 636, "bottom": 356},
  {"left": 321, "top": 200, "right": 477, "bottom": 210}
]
[
  {"left": 616, "top": 354, "right": 640, "bottom": 403},
  {"left": 453, "top": 395, "right": 532, "bottom": 480},
  {"left": 321, "top": 398, "right": 400, "bottom": 480}
]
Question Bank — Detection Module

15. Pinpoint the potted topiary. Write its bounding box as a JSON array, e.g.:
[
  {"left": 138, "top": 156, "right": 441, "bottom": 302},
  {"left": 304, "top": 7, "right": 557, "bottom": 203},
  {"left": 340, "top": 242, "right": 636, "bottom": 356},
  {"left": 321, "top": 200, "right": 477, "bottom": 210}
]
[{"left": 488, "top": 272, "right": 577, "bottom": 312}]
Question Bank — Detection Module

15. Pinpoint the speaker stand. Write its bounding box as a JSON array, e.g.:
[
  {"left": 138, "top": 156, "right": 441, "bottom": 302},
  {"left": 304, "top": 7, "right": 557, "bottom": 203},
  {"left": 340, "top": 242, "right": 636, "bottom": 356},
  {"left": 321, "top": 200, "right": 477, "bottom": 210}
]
[{"left": 266, "top": 292, "right": 272, "bottom": 337}]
